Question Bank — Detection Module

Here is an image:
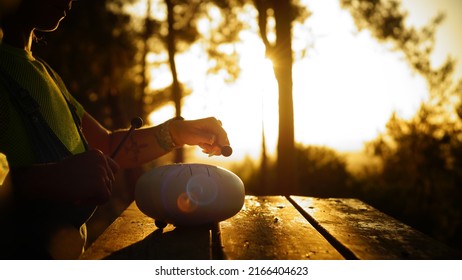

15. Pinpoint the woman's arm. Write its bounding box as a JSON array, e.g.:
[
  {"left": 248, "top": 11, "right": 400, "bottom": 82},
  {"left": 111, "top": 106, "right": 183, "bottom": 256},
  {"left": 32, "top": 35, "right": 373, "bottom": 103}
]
[
  {"left": 81, "top": 113, "right": 168, "bottom": 168},
  {"left": 81, "top": 113, "right": 230, "bottom": 169},
  {"left": 7, "top": 113, "right": 229, "bottom": 205}
]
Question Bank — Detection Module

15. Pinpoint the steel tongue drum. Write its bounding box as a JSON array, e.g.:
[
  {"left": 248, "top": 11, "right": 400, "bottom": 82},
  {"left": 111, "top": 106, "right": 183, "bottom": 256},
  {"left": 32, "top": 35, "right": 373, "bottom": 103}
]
[{"left": 135, "top": 163, "right": 245, "bottom": 228}]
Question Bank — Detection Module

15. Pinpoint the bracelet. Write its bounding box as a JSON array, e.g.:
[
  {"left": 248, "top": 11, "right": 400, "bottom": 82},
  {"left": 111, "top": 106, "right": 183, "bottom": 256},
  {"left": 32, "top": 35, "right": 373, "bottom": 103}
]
[{"left": 155, "top": 116, "right": 184, "bottom": 151}]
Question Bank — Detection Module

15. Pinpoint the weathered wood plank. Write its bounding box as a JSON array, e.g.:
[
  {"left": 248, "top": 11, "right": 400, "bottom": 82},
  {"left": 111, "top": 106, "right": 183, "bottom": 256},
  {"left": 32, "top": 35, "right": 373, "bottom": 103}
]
[
  {"left": 80, "top": 202, "right": 213, "bottom": 260},
  {"left": 289, "top": 196, "right": 462, "bottom": 260},
  {"left": 219, "top": 196, "right": 344, "bottom": 260}
]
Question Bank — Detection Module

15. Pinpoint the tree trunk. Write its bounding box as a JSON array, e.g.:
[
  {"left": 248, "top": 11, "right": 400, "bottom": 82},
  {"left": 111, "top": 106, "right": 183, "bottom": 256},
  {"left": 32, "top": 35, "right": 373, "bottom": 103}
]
[
  {"left": 254, "top": 0, "right": 297, "bottom": 194},
  {"left": 259, "top": 116, "right": 268, "bottom": 195},
  {"left": 272, "top": 0, "right": 297, "bottom": 194},
  {"left": 140, "top": 0, "right": 152, "bottom": 119},
  {"left": 166, "top": 0, "right": 184, "bottom": 163}
]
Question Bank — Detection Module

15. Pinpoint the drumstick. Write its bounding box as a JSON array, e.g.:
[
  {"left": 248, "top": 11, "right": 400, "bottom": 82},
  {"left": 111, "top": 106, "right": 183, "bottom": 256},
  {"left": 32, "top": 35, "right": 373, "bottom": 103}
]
[{"left": 111, "top": 117, "right": 143, "bottom": 159}]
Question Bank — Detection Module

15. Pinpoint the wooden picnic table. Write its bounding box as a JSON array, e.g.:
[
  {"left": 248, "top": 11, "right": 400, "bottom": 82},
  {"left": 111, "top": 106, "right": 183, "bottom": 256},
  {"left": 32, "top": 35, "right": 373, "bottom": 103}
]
[{"left": 80, "top": 195, "right": 462, "bottom": 260}]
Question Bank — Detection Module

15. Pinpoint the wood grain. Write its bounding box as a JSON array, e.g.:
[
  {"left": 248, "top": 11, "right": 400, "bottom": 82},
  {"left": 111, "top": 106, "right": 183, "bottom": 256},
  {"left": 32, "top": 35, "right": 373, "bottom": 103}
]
[
  {"left": 289, "top": 196, "right": 462, "bottom": 259},
  {"left": 219, "top": 196, "right": 344, "bottom": 260}
]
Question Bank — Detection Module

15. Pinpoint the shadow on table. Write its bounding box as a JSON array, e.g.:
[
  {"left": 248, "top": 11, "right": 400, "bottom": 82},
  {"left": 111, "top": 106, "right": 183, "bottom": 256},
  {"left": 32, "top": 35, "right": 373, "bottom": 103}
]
[{"left": 103, "top": 223, "right": 224, "bottom": 260}]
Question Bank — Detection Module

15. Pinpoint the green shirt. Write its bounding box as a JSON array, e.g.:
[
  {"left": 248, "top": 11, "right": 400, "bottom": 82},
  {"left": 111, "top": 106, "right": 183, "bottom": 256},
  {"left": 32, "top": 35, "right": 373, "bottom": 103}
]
[{"left": 0, "top": 42, "right": 86, "bottom": 167}]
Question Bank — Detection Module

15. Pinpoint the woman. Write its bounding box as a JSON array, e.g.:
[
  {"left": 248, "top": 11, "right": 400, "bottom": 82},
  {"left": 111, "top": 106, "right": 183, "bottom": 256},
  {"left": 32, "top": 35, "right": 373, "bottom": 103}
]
[{"left": 0, "top": 0, "right": 230, "bottom": 259}]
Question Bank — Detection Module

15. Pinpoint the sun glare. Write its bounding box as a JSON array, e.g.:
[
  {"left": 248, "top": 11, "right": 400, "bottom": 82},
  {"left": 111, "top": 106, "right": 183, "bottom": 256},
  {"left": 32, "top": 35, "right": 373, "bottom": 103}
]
[{"left": 149, "top": 32, "right": 278, "bottom": 163}]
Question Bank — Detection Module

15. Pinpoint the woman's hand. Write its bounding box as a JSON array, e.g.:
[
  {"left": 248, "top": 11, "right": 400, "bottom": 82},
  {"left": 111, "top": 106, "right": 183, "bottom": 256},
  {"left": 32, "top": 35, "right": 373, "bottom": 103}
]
[
  {"left": 168, "top": 117, "right": 230, "bottom": 156},
  {"left": 57, "top": 149, "right": 120, "bottom": 205},
  {"left": 11, "top": 149, "right": 120, "bottom": 206}
]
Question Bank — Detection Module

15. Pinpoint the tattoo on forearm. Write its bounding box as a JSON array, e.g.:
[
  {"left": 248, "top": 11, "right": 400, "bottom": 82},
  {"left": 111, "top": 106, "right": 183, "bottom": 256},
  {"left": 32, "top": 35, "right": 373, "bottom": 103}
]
[{"left": 124, "top": 136, "right": 148, "bottom": 162}]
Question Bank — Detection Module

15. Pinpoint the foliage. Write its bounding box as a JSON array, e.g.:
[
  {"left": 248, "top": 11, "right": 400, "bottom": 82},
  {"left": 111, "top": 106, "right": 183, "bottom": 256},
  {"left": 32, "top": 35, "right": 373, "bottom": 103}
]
[
  {"left": 238, "top": 145, "right": 352, "bottom": 197},
  {"left": 357, "top": 105, "right": 462, "bottom": 246},
  {"left": 295, "top": 145, "right": 352, "bottom": 197},
  {"left": 341, "top": 0, "right": 462, "bottom": 249},
  {"left": 340, "top": 0, "right": 456, "bottom": 98},
  {"left": 143, "top": 0, "right": 247, "bottom": 86}
]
